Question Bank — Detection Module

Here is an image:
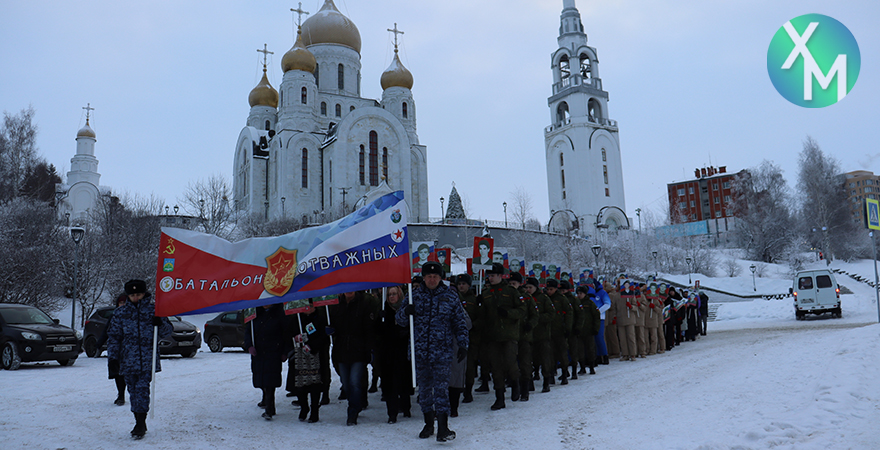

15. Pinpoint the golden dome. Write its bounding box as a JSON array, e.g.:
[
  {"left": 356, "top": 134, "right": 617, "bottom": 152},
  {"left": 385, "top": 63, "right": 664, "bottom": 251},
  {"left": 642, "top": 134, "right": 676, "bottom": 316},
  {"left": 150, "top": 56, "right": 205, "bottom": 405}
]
[
  {"left": 248, "top": 68, "right": 279, "bottom": 108},
  {"left": 282, "top": 30, "right": 317, "bottom": 73},
  {"left": 76, "top": 120, "right": 96, "bottom": 139},
  {"left": 380, "top": 50, "right": 413, "bottom": 90},
  {"left": 300, "top": 0, "right": 361, "bottom": 53}
]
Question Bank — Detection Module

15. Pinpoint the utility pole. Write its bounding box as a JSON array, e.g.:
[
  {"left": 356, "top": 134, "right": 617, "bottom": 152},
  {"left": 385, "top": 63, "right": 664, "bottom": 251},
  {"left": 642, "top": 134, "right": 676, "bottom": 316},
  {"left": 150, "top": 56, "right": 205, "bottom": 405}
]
[{"left": 339, "top": 187, "right": 351, "bottom": 213}]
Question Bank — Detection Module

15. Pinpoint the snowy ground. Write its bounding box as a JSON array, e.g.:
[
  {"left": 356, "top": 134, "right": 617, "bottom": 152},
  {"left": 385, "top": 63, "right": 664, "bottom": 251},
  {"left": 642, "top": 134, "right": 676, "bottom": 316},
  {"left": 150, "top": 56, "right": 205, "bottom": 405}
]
[{"left": 3, "top": 259, "right": 880, "bottom": 449}]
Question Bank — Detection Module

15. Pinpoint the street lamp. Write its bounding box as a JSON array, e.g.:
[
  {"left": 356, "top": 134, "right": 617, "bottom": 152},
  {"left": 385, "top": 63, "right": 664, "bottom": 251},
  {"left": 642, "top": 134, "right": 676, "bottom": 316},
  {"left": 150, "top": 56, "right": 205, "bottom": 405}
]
[
  {"left": 685, "top": 256, "right": 693, "bottom": 285},
  {"left": 165, "top": 205, "right": 169, "bottom": 215},
  {"left": 635, "top": 208, "right": 641, "bottom": 233},
  {"left": 440, "top": 197, "right": 445, "bottom": 223},
  {"left": 264, "top": 200, "right": 270, "bottom": 221},
  {"left": 173, "top": 205, "right": 179, "bottom": 215},
  {"left": 750, "top": 264, "right": 757, "bottom": 291},
  {"left": 69, "top": 227, "right": 85, "bottom": 328},
  {"left": 652, "top": 251, "right": 658, "bottom": 277},
  {"left": 503, "top": 202, "right": 508, "bottom": 228},
  {"left": 591, "top": 245, "right": 601, "bottom": 275},
  {"left": 281, "top": 197, "right": 286, "bottom": 217}
]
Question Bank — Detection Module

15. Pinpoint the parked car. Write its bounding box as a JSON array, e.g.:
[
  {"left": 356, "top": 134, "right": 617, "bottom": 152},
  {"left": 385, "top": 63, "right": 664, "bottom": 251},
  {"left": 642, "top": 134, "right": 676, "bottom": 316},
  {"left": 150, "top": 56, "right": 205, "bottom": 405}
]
[
  {"left": 0, "top": 303, "right": 82, "bottom": 370},
  {"left": 83, "top": 307, "right": 201, "bottom": 358},
  {"left": 790, "top": 269, "right": 841, "bottom": 319},
  {"left": 203, "top": 310, "right": 246, "bottom": 352}
]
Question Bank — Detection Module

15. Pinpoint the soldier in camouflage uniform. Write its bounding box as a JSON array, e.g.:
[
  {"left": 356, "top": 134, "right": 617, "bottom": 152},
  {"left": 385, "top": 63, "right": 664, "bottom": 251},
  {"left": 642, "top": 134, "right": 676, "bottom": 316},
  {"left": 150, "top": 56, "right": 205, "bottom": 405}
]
[
  {"left": 456, "top": 274, "right": 480, "bottom": 403},
  {"left": 546, "top": 279, "right": 572, "bottom": 384},
  {"left": 509, "top": 272, "right": 537, "bottom": 401},
  {"left": 479, "top": 263, "right": 527, "bottom": 410},
  {"left": 398, "top": 262, "right": 469, "bottom": 442},
  {"left": 576, "top": 285, "right": 601, "bottom": 375},
  {"left": 524, "top": 277, "right": 555, "bottom": 392},
  {"left": 107, "top": 280, "right": 173, "bottom": 440},
  {"left": 560, "top": 281, "right": 583, "bottom": 380}
]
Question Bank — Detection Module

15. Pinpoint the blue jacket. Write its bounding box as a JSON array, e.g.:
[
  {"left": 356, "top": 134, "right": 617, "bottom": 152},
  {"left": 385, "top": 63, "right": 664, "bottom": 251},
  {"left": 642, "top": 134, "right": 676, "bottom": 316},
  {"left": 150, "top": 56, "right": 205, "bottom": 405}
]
[
  {"left": 396, "top": 282, "right": 469, "bottom": 362},
  {"left": 591, "top": 285, "right": 612, "bottom": 321},
  {"left": 107, "top": 294, "right": 173, "bottom": 376}
]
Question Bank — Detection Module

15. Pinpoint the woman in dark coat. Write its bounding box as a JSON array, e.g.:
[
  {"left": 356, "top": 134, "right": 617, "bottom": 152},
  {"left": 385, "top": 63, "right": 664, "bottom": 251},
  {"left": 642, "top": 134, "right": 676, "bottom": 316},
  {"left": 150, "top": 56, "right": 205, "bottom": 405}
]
[
  {"left": 664, "top": 286, "right": 682, "bottom": 350},
  {"left": 244, "top": 303, "right": 290, "bottom": 420},
  {"left": 376, "top": 285, "right": 414, "bottom": 423},
  {"left": 286, "top": 302, "right": 330, "bottom": 423},
  {"left": 685, "top": 292, "right": 699, "bottom": 341},
  {"left": 97, "top": 293, "right": 128, "bottom": 406},
  {"left": 329, "top": 290, "right": 377, "bottom": 425}
]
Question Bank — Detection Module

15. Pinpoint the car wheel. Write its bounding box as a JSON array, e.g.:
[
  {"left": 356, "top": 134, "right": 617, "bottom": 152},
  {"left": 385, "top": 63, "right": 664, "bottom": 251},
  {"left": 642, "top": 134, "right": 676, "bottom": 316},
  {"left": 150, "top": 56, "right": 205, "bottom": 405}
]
[
  {"left": 83, "top": 336, "right": 98, "bottom": 358},
  {"left": 2, "top": 342, "right": 22, "bottom": 370},
  {"left": 183, "top": 349, "right": 197, "bottom": 358},
  {"left": 57, "top": 358, "right": 76, "bottom": 366},
  {"left": 208, "top": 335, "right": 223, "bottom": 352}
]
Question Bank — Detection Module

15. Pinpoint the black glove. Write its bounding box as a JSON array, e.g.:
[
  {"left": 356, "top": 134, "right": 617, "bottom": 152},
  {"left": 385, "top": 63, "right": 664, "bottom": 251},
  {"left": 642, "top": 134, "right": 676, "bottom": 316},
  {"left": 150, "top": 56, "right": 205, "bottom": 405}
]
[
  {"left": 523, "top": 323, "right": 533, "bottom": 332},
  {"left": 497, "top": 307, "right": 508, "bottom": 318},
  {"left": 404, "top": 304, "right": 416, "bottom": 316},
  {"left": 152, "top": 316, "right": 163, "bottom": 326},
  {"left": 457, "top": 347, "right": 467, "bottom": 363},
  {"left": 108, "top": 359, "right": 119, "bottom": 373}
]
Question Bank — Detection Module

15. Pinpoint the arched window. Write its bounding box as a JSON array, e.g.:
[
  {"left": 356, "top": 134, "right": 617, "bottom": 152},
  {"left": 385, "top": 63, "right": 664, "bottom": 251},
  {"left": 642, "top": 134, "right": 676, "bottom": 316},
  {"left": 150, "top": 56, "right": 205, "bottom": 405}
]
[
  {"left": 602, "top": 148, "right": 607, "bottom": 161},
  {"left": 350, "top": 105, "right": 355, "bottom": 112},
  {"left": 359, "top": 145, "right": 365, "bottom": 185},
  {"left": 559, "top": 153, "right": 564, "bottom": 166},
  {"left": 559, "top": 55, "right": 571, "bottom": 86},
  {"left": 561, "top": 169, "right": 566, "bottom": 189},
  {"left": 402, "top": 102, "right": 408, "bottom": 118},
  {"left": 588, "top": 98, "right": 602, "bottom": 121},
  {"left": 603, "top": 165, "right": 609, "bottom": 184},
  {"left": 301, "top": 148, "right": 308, "bottom": 188},
  {"left": 579, "top": 54, "right": 591, "bottom": 79},
  {"left": 320, "top": 102, "right": 327, "bottom": 115},
  {"left": 335, "top": 104, "right": 341, "bottom": 117},
  {"left": 338, "top": 63, "right": 344, "bottom": 90},
  {"left": 369, "top": 131, "right": 379, "bottom": 186},
  {"left": 301, "top": 87, "right": 307, "bottom": 104},
  {"left": 314, "top": 64, "right": 319, "bottom": 88},
  {"left": 382, "top": 147, "right": 388, "bottom": 182},
  {"left": 556, "top": 102, "right": 570, "bottom": 125},
  {"left": 265, "top": 120, "right": 271, "bottom": 131}
]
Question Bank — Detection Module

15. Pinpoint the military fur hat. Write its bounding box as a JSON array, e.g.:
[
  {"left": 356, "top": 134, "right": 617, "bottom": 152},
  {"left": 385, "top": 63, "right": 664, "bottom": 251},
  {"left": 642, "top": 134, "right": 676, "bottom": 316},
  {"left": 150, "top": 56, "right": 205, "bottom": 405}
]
[
  {"left": 421, "top": 261, "right": 444, "bottom": 277},
  {"left": 546, "top": 278, "right": 559, "bottom": 288},
  {"left": 525, "top": 277, "right": 540, "bottom": 288},
  {"left": 124, "top": 279, "right": 147, "bottom": 295},
  {"left": 487, "top": 263, "right": 505, "bottom": 275},
  {"left": 509, "top": 271, "right": 523, "bottom": 283},
  {"left": 559, "top": 280, "right": 571, "bottom": 290}
]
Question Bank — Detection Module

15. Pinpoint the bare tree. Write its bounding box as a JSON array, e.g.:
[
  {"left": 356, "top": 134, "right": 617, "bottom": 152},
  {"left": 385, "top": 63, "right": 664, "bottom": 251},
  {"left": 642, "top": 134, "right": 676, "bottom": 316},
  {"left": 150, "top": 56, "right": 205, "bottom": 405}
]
[
  {"left": 730, "top": 161, "right": 794, "bottom": 263},
  {"left": 0, "top": 107, "right": 40, "bottom": 205},
  {"left": 508, "top": 186, "right": 534, "bottom": 230},
  {"left": 178, "top": 174, "right": 236, "bottom": 239}
]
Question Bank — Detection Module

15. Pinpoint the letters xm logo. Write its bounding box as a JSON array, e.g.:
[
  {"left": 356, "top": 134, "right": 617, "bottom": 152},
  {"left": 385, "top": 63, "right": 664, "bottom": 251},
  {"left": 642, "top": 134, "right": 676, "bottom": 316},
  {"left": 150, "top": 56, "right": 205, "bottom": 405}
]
[{"left": 767, "top": 14, "right": 860, "bottom": 108}]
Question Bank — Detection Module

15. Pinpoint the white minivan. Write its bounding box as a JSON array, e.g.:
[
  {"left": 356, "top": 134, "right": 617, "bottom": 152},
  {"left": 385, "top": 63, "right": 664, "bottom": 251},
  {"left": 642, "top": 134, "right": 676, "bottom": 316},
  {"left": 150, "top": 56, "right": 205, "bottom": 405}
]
[{"left": 790, "top": 269, "right": 841, "bottom": 319}]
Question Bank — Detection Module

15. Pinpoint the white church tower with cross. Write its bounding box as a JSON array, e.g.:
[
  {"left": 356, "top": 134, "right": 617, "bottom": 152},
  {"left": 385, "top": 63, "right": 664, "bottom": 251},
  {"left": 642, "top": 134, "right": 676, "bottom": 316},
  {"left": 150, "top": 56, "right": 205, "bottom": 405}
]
[
  {"left": 56, "top": 103, "right": 104, "bottom": 224},
  {"left": 233, "top": 0, "right": 429, "bottom": 224},
  {"left": 545, "top": 0, "right": 628, "bottom": 235}
]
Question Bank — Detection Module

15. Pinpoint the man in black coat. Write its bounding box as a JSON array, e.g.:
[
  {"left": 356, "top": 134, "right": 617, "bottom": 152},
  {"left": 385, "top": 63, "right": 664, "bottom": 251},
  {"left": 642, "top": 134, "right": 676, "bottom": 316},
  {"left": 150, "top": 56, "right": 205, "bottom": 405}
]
[
  {"left": 245, "top": 303, "right": 290, "bottom": 420},
  {"left": 329, "top": 291, "right": 377, "bottom": 425},
  {"left": 698, "top": 291, "right": 709, "bottom": 335}
]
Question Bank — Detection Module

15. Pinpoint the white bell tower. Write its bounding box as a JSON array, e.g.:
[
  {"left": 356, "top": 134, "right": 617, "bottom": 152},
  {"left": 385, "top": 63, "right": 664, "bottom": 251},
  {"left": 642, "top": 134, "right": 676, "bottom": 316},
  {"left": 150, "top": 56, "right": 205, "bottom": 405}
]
[{"left": 545, "top": 0, "right": 628, "bottom": 235}]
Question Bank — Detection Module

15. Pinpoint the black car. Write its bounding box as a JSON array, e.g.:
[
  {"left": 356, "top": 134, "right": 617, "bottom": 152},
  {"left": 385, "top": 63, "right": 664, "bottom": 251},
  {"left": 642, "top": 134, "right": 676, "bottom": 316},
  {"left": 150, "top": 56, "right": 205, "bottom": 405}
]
[
  {"left": 0, "top": 303, "right": 82, "bottom": 370},
  {"left": 203, "top": 311, "right": 246, "bottom": 352},
  {"left": 83, "top": 307, "right": 201, "bottom": 358}
]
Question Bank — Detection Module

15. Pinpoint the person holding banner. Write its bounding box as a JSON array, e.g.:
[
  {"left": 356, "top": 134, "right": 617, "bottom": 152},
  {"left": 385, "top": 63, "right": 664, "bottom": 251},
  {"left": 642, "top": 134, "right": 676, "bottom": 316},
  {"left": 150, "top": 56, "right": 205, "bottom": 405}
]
[
  {"left": 245, "top": 303, "right": 290, "bottom": 421},
  {"left": 287, "top": 302, "right": 329, "bottom": 423},
  {"left": 329, "top": 290, "right": 378, "bottom": 426},
  {"left": 397, "top": 262, "right": 469, "bottom": 442},
  {"left": 106, "top": 280, "right": 172, "bottom": 440}
]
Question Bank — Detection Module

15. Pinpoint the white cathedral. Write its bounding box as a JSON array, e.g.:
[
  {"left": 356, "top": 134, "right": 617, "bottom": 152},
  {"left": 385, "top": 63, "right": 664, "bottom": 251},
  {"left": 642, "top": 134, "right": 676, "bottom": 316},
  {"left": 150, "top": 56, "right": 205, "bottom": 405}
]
[
  {"left": 545, "top": 0, "right": 628, "bottom": 235},
  {"left": 233, "top": 0, "right": 428, "bottom": 224},
  {"left": 55, "top": 108, "right": 104, "bottom": 225}
]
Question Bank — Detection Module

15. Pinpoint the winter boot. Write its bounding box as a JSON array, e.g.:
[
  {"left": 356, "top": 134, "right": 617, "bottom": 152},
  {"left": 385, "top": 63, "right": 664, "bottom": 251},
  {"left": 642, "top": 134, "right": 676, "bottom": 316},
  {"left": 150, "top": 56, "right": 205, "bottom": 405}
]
[
  {"left": 462, "top": 388, "right": 474, "bottom": 403},
  {"left": 308, "top": 391, "right": 321, "bottom": 423},
  {"left": 436, "top": 413, "right": 456, "bottom": 442},
  {"left": 542, "top": 378, "right": 551, "bottom": 393},
  {"left": 519, "top": 380, "right": 530, "bottom": 401},
  {"left": 131, "top": 412, "right": 147, "bottom": 439},
  {"left": 490, "top": 390, "right": 506, "bottom": 410},
  {"left": 320, "top": 387, "right": 330, "bottom": 405},
  {"left": 570, "top": 363, "right": 579, "bottom": 380},
  {"left": 346, "top": 409, "right": 358, "bottom": 426},
  {"left": 602, "top": 355, "right": 610, "bottom": 365},
  {"left": 449, "top": 387, "right": 462, "bottom": 417},
  {"left": 578, "top": 362, "right": 587, "bottom": 375},
  {"left": 528, "top": 379, "right": 535, "bottom": 392},
  {"left": 560, "top": 367, "right": 569, "bottom": 385},
  {"left": 475, "top": 379, "right": 490, "bottom": 392},
  {"left": 298, "top": 393, "right": 310, "bottom": 421},
  {"left": 368, "top": 371, "right": 379, "bottom": 393},
  {"left": 114, "top": 394, "right": 125, "bottom": 406},
  {"left": 419, "top": 412, "right": 435, "bottom": 438},
  {"left": 511, "top": 381, "right": 520, "bottom": 401}
]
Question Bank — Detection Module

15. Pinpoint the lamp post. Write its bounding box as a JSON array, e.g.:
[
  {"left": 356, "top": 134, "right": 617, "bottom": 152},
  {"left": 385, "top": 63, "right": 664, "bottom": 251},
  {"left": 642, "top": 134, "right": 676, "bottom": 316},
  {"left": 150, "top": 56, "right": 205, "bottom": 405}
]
[
  {"left": 264, "top": 200, "right": 269, "bottom": 221},
  {"left": 69, "top": 227, "right": 85, "bottom": 328},
  {"left": 440, "top": 197, "right": 445, "bottom": 223},
  {"left": 591, "top": 244, "right": 601, "bottom": 275},
  {"left": 652, "top": 251, "right": 658, "bottom": 277},
  {"left": 165, "top": 205, "right": 169, "bottom": 215},
  {"left": 635, "top": 208, "right": 641, "bottom": 233},
  {"left": 281, "top": 197, "right": 286, "bottom": 217},
  {"left": 503, "top": 202, "right": 508, "bottom": 228},
  {"left": 750, "top": 264, "right": 757, "bottom": 292},
  {"left": 685, "top": 257, "right": 693, "bottom": 285},
  {"left": 173, "top": 205, "right": 179, "bottom": 215}
]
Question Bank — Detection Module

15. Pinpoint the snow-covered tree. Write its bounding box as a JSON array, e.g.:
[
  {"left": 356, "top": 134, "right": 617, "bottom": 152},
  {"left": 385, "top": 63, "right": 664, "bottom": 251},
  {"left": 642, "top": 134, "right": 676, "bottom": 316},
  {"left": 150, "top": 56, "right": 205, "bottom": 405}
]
[
  {"left": 445, "top": 185, "right": 466, "bottom": 220},
  {"left": 0, "top": 107, "right": 40, "bottom": 205},
  {"left": 731, "top": 160, "right": 794, "bottom": 263},
  {"left": 178, "top": 174, "right": 236, "bottom": 239}
]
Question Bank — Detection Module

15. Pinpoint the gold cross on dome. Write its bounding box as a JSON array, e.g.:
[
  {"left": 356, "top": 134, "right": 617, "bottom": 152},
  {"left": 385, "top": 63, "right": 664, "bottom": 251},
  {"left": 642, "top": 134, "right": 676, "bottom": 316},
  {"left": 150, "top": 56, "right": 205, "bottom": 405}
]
[
  {"left": 257, "top": 44, "right": 273, "bottom": 69},
  {"left": 387, "top": 23, "right": 404, "bottom": 50},
  {"left": 291, "top": 2, "right": 309, "bottom": 28},
  {"left": 82, "top": 103, "right": 94, "bottom": 124}
]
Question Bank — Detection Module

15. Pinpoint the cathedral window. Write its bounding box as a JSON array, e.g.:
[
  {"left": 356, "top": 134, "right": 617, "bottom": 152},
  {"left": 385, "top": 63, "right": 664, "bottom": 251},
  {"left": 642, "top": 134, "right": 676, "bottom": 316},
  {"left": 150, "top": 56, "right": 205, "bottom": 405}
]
[
  {"left": 588, "top": 98, "right": 601, "bottom": 121},
  {"left": 321, "top": 102, "right": 327, "bottom": 115},
  {"left": 561, "top": 170, "right": 566, "bottom": 189},
  {"left": 315, "top": 64, "right": 319, "bottom": 88},
  {"left": 301, "top": 87, "right": 307, "bottom": 104},
  {"left": 579, "top": 54, "right": 591, "bottom": 79},
  {"left": 603, "top": 165, "right": 608, "bottom": 184},
  {"left": 350, "top": 105, "right": 355, "bottom": 112},
  {"left": 559, "top": 55, "right": 571, "bottom": 86},
  {"left": 602, "top": 148, "right": 606, "bottom": 161},
  {"left": 265, "top": 120, "right": 271, "bottom": 131},
  {"left": 559, "top": 153, "right": 564, "bottom": 166},
  {"left": 369, "top": 131, "right": 379, "bottom": 186},
  {"left": 402, "top": 102, "right": 408, "bottom": 118},
  {"left": 301, "top": 148, "right": 308, "bottom": 188},
  {"left": 382, "top": 147, "right": 388, "bottom": 182},
  {"left": 359, "top": 145, "right": 365, "bottom": 185},
  {"left": 556, "top": 102, "right": 570, "bottom": 125},
  {"left": 335, "top": 104, "right": 341, "bottom": 117},
  {"left": 338, "top": 64, "right": 345, "bottom": 90},
  {"left": 605, "top": 188, "right": 610, "bottom": 197},
  {"left": 562, "top": 191, "right": 566, "bottom": 200}
]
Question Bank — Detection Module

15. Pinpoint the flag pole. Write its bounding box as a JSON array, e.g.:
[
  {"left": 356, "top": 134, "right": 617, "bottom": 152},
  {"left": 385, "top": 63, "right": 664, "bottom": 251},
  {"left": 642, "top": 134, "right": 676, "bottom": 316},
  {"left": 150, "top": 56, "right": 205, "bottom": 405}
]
[
  {"left": 149, "top": 324, "right": 158, "bottom": 419},
  {"left": 408, "top": 282, "right": 416, "bottom": 383}
]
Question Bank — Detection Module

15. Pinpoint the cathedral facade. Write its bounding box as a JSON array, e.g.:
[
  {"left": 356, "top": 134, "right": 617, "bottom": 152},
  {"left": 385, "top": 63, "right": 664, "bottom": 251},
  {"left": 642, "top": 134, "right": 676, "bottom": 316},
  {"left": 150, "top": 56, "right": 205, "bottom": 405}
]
[
  {"left": 56, "top": 112, "right": 103, "bottom": 225},
  {"left": 233, "top": 0, "right": 428, "bottom": 224},
  {"left": 545, "top": 0, "right": 628, "bottom": 235}
]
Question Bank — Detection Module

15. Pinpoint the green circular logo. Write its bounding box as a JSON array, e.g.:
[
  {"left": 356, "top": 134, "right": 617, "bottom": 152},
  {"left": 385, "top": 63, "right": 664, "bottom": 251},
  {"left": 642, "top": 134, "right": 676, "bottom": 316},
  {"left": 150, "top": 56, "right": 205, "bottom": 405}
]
[{"left": 767, "top": 14, "right": 860, "bottom": 108}]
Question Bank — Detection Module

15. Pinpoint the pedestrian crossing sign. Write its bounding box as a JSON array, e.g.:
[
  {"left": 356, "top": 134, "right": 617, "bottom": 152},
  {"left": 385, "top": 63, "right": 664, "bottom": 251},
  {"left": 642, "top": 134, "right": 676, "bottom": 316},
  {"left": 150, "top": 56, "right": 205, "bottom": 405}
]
[{"left": 866, "top": 199, "right": 880, "bottom": 230}]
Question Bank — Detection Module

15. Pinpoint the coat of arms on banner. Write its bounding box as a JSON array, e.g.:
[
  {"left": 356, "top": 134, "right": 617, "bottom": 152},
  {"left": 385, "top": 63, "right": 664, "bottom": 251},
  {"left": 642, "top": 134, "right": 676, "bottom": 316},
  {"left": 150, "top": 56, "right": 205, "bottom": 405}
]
[{"left": 264, "top": 247, "right": 298, "bottom": 296}]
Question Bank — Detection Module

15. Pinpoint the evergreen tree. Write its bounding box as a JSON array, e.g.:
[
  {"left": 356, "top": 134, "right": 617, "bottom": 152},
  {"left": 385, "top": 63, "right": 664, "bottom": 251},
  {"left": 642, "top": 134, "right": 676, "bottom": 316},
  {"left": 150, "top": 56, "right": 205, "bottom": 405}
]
[{"left": 445, "top": 186, "right": 465, "bottom": 220}]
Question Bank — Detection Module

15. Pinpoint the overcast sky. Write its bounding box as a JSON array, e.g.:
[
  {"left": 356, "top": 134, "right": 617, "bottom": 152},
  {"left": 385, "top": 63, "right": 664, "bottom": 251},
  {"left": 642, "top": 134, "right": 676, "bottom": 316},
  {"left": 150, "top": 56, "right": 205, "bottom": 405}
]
[{"left": 2, "top": 0, "right": 877, "bottom": 226}]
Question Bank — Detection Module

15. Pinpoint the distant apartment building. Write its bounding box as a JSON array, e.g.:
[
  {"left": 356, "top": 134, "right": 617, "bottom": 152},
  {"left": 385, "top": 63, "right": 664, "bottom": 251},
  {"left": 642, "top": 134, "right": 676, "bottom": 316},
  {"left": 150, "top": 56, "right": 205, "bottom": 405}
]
[
  {"left": 667, "top": 166, "right": 744, "bottom": 224},
  {"left": 845, "top": 170, "right": 880, "bottom": 225}
]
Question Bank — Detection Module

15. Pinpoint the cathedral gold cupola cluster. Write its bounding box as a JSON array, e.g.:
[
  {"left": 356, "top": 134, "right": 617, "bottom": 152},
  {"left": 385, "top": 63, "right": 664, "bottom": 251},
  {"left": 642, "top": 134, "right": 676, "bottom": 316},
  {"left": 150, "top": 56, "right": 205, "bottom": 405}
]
[{"left": 234, "top": 1, "right": 429, "bottom": 225}]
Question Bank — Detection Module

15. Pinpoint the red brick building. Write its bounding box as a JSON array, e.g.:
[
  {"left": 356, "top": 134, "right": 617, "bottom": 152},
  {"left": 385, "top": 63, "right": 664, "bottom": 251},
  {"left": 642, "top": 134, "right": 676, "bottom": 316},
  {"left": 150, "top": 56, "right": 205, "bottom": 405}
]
[{"left": 667, "top": 166, "right": 744, "bottom": 224}]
